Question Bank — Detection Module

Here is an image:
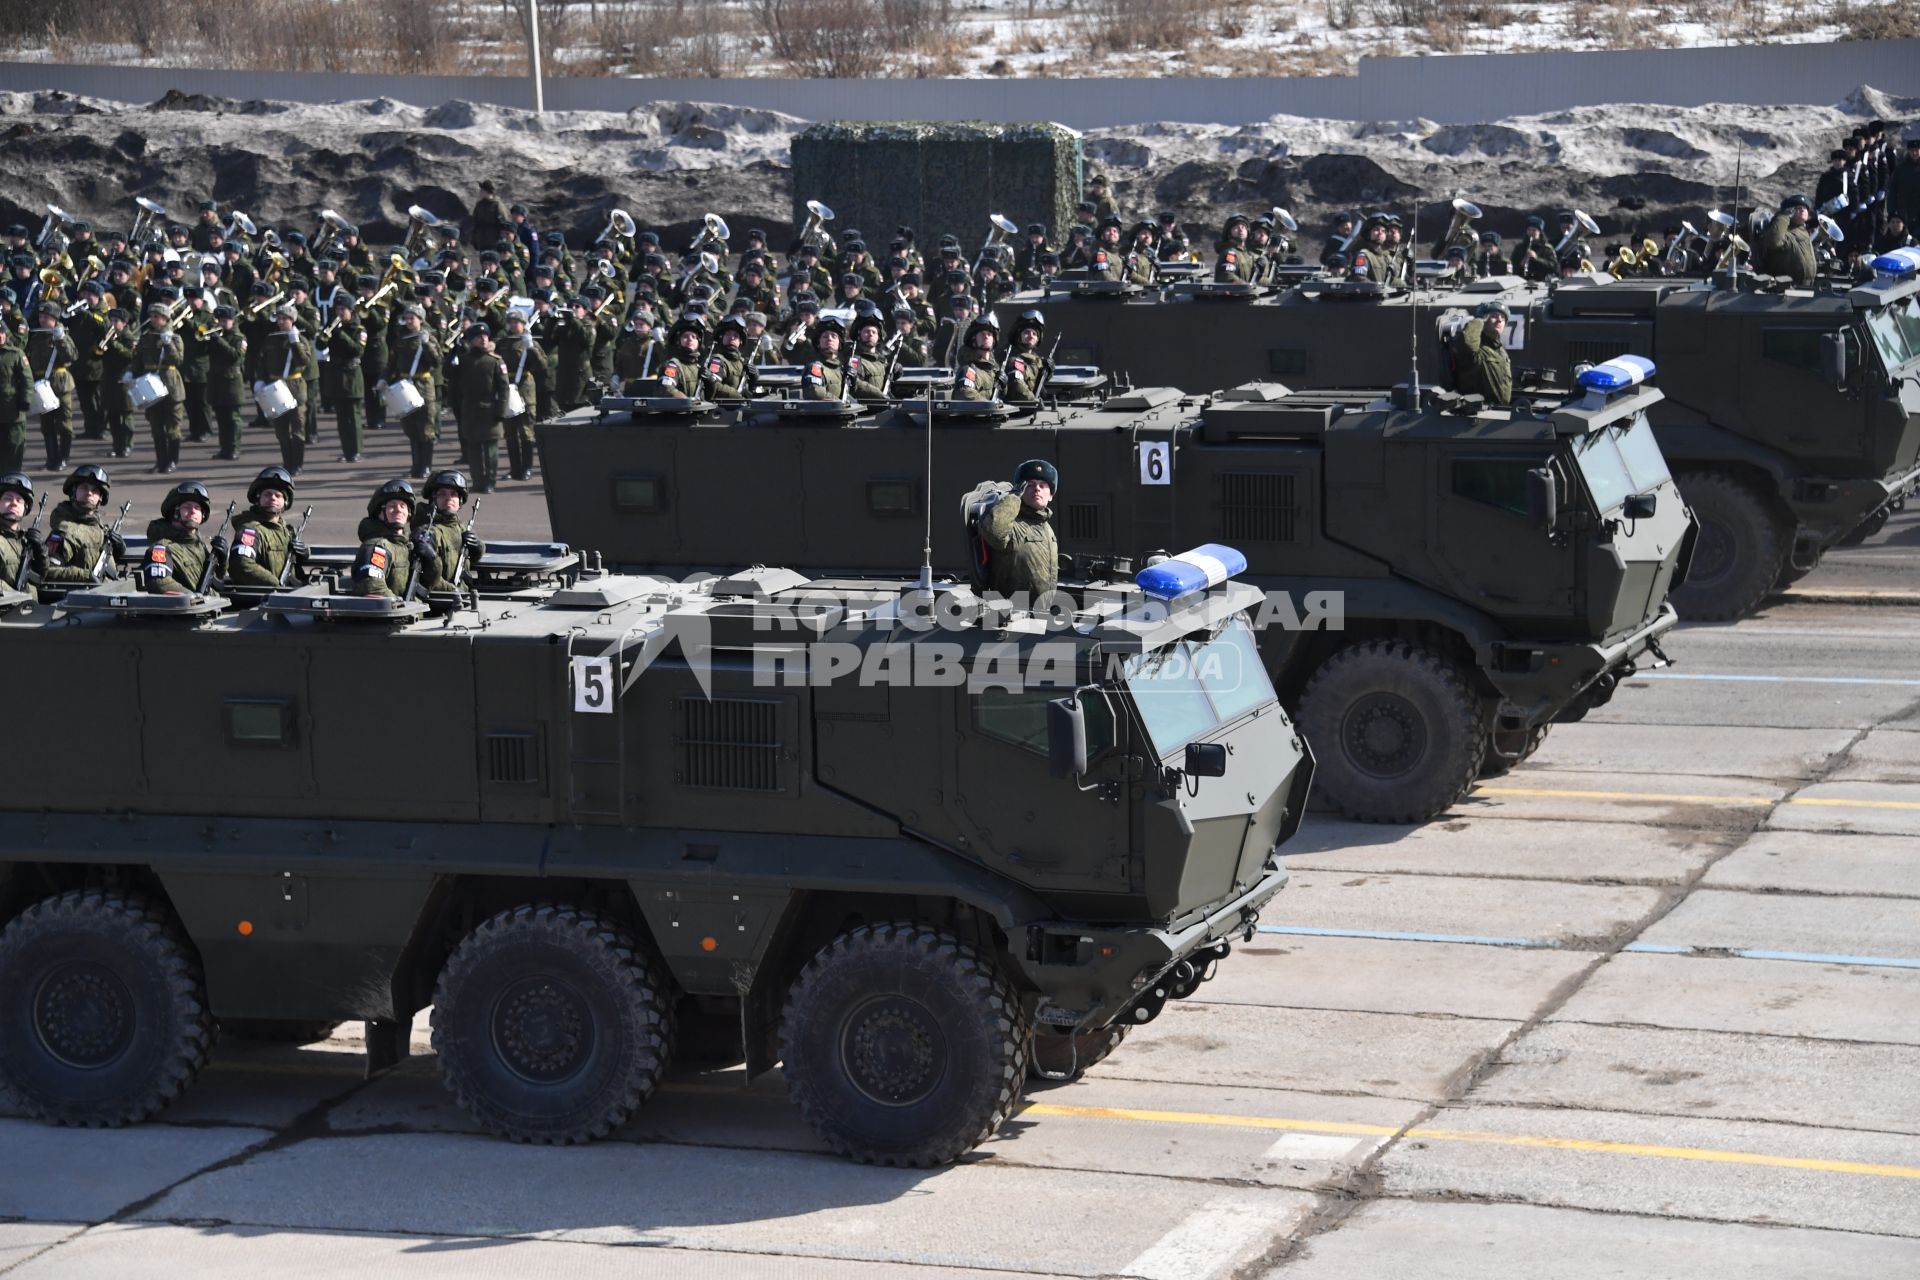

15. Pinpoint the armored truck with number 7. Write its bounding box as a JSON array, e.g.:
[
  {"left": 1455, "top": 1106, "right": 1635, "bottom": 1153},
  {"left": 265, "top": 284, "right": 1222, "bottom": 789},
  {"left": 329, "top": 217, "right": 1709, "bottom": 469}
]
[{"left": 0, "top": 565, "right": 1308, "bottom": 1167}]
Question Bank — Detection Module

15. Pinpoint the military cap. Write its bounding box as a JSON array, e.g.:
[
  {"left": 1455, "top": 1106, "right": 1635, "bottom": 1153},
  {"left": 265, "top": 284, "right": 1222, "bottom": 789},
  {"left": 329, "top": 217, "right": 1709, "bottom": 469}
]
[
  {"left": 1014, "top": 458, "right": 1058, "bottom": 490},
  {"left": 896, "top": 226, "right": 916, "bottom": 242},
  {"left": 636, "top": 230, "right": 661, "bottom": 246},
  {"left": 581, "top": 282, "right": 606, "bottom": 300},
  {"left": 1556, "top": 210, "right": 1575, "bottom": 222},
  {"left": 1097, "top": 214, "right": 1124, "bottom": 232},
  {"left": 341, "top": 223, "right": 359, "bottom": 237},
  {"left": 1526, "top": 215, "right": 1546, "bottom": 230},
  {"left": 283, "top": 231, "right": 307, "bottom": 246},
  {"left": 70, "top": 219, "right": 90, "bottom": 233},
  {"left": 422, "top": 269, "right": 446, "bottom": 284},
  {"left": 106, "top": 306, "right": 129, "bottom": 321},
  {"left": 197, "top": 199, "right": 218, "bottom": 212},
  {"left": 145, "top": 302, "right": 170, "bottom": 318},
  {"left": 1038, "top": 251, "right": 1060, "bottom": 266},
  {"left": 885, "top": 255, "right": 909, "bottom": 273},
  {"left": 474, "top": 276, "right": 500, "bottom": 292},
  {"left": 213, "top": 303, "right": 236, "bottom": 320},
  {"left": 1253, "top": 215, "right": 1275, "bottom": 230},
  {"left": 530, "top": 287, "right": 554, "bottom": 304},
  {"left": 1074, "top": 200, "right": 1097, "bottom": 215},
  {"left": 464, "top": 324, "right": 491, "bottom": 342},
  {"left": 888, "top": 236, "right": 908, "bottom": 251},
  {"left": 1223, "top": 212, "right": 1249, "bottom": 226},
  {"left": 509, "top": 203, "right": 529, "bottom": 215},
  {"left": 155, "top": 285, "right": 182, "bottom": 301},
  {"left": 315, "top": 258, "right": 338, "bottom": 271},
  {"left": 199, "top": 259, "right": 224, "bottom": 275},
  {"left": 1132, "top": 220, "right": 1156, "bottom": 238},
  {"left": 939, "top": 234, "right": 962, "bottom": 249},
  {"left": 945, "top": 268, "right": 970, "bottom": 286},
  {"left": 901, "top": 270, "right": 922, "bottom": 285},
  {"left": 531, "top": 262, "right": 557, "bottom": 278},
  {"left": 1445, "top": 246, "right": 1467, "bottom": 261},
  {"left": 479, "top": 179, "right": 497, "bottom": 194},
  {"left": 795, "top": 242, "right": 819, "bottom": 258},
  {"left": 1087, "top": 172, "right": 1109, "bottom": 186},
  {"left": 4, "top": 225, "right": 27, "bottom": 238},
  {"left": 742, "top": 227, "right": 767, "bottom": 244},
  {"left": 222, "top": 240, "right": 244, "bottom": 254},
  {"left": 1905, "top": 135, "right": 1920, "bottom": 148},
  {"left": 478, "top": 249, "right": 501, "bottom": 263},
  {"left": 1781, "top": 193, "right": 1811, "bottom": 211},
  {"left": 811, "top": 311, "right": 845, "bottom": 335},
  {"left": 716, "top": 313, "right": 748, "bottom": 335},
  {"left": 543, "top": 230, "right": 566, "bottom": 246},
  {"left": 34, "top": 301, "right": 59, "bottom": 317},
  {"left": 746, "top": 310, "right": 768, "bottom": 326},
  {"left": 840, "top": 271, "right": 863, "bottom": 287},
  {"left": 840, "top": 227, "right": 862, "bottom": 243},
  {"left": 1324, "top": 252, "right": 1348, "bottom": 270},
  {"left": 627, "top": 304, "right": 654, "bottom": 323},
  {"left": 250, "top": 280, "right": 274, "bottom": 296},
  {"left": 78, "top": 279, "right": 104, "bottom": 295},
  {"left": 890, "top": 301, "right": 913, "bottom": 321},
  {"left": 1830, "top": 149, "right": 1850, "bottom": 162},
  {"left": 8, "top": 253, "right": 34, "bottom": 269},
  {"left": 1478, "top": 230, "right": 1501, "bottom": 246},
  {"left": 276, "top": 303, "right": 298, "bottom": 320},
  {"left": 792, "top": 293, "right": 821, "bottom": 312},
  {"left": 739, "top": 258, "right": 765, "bottom": 276},
  {"left": 845, "top": 240, "right": 867, "bottom": 255},
  {"left": 402, "top": 303, "right": 426, "bottom": 320}
]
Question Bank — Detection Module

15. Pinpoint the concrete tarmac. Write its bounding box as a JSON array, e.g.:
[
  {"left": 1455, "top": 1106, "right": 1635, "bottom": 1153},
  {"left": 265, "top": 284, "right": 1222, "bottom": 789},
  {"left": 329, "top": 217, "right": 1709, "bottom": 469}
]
[{"left": 3, "top": 425, "right": 1918, "bottom": 1277}]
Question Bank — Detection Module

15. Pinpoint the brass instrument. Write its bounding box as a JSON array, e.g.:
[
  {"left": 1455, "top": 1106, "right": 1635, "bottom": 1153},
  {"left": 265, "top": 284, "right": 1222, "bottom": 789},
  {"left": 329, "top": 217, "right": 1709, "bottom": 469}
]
[
  {"left": 403, "top": 205, "right": 443, "bottom": 259},
  {"left": 1814, "top": 213, "right": 1846, "bottom": 249},
  {"left": 1667, "top": 219, "right": 1699, "bottom": 271},
  {"left": 225, "top": 209, "right": 257, "bottom": 244},
  {"left": 1553, "top": 209, "right": 1602, "bottom": 259},
  {"left": 129, "top": 196, "right": 168, "bottom": 246},
  {"left": 245, "top": 289, "right": 286, "bottom": 318},
  {"left": 1271, "top": 207, "right": 1300, "bottom": 235},
  {"left": 35, "top": 203, "right": 76, "bottom": 256},
  {"left": 973, "top": 213, "right": 1018, "bottom": 276},
  {"left": 795, "top": 199, "right": 834, "bottom": 254},
  {"left": 314, "top": 209, "right": 351, "bottom": 260},
  {"left": 689, "top": 212, "right": 730, "bottom": 255},
  {"left": 1441, "top": 195, "right": 1481, "bottom": 251},
  {"left": 595, "top": 208, "right": 637, "bottom": 247},
  {"left": 1713, "top": 233, "right": 1748, "bottom": 272},
  {"left": 1606, "top": 244, "right": 1639, "bottom": 279}
]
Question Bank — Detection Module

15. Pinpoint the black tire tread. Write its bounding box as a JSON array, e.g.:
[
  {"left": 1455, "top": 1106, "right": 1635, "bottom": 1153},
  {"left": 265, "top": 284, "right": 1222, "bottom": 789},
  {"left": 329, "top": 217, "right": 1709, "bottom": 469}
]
[
  {"left": 1673, "top": 470, "right": 1786, "bottom": 622},
  {"left": 0, "top": 889, "right": 212, "bottom": 1127},
  {"left": 1297, "top": 639, "right": 1486, "bottom": 824},
  {"left": 781, "top": 921, "right": 1028, "bottom": 1168},
  {"left": 430, "top": 902, "right": 673, "bottom": 1146}
]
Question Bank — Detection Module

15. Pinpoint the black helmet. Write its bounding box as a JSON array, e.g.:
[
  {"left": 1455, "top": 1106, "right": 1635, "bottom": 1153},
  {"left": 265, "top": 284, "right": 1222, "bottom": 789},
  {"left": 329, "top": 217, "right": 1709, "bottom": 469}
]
[
  {"left": 1014, "top": 458, "right": 1059, "bottom": 492},
  {"left": 0, "top": 471, "right": 31, "bottom": 503},
  {"left": 247, "top": 466, "right": 295, "bottom": 505},
  {"left": 812, "top": 312, "right": 847, "bottom": 337},
  {"left": 427, "top": 469, "right": 470, "bottom": 500},
  {"left": 64, "top": 464, "right": 110, "bottom": 500},
  {"left": 670, "top": 314, "right": 707, "bottom": 339},
  {"left": 965, "top": 312, "right": 1001, "bottom": 346},
  {"left": 716, "top": 313, "right": 747, "bottom": 336},
  {"left": 367, "top": 477, "right": 418, "bottom": 519},
  {"left": 161, "top": 480, "right": 212, "bottom": 522},
  {"left": 1017, "top": 308, "right": 1045, "bottom": 332}
]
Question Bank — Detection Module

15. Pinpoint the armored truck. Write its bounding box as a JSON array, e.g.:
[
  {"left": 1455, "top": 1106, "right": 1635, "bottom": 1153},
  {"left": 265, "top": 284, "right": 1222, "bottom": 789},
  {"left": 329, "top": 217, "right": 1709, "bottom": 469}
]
[
  {"left": 0, "top": 566, "right": 1309, "bottom": 1167},
  {"left": 1023, "top": 257, "right": 1920, "bottom": 619},
  {"left": 538, "top": 361, "right": 1691, "bottom": 824}
]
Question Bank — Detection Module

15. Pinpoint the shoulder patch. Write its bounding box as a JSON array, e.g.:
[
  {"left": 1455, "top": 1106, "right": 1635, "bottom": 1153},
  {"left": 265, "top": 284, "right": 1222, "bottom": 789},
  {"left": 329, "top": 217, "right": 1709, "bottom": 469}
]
[
  {"left": 809, "top": 362, "right": 824, "bottom": 377},
  {"left": 707, "top": 357, "right": 724, "bottom": 375},
  {"left": 1010, "top": 358, "right": 1026, "bottom": 374},
  {"left": 661, "top": 361, "right": 679, "bottom": 379},
  {"left": 44, "top": 531, "right": 63, "bottom": 560},
  {"left": 235, "top": 527, "right": 260, "bottom": 558},
  {"left": 962, "top": 368, "right": 978, "bottom": 384},
  {"left": 1224, "top": 251, "right": 1237, "bottom": 263}
]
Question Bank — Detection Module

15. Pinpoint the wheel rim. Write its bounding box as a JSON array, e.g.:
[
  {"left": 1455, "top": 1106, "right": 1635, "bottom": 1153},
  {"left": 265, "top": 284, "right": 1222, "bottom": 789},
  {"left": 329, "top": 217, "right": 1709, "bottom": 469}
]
[
  {"left": 1689, "top": 514, "right": 1735, "bottom": 587},
  {"left": 1341, "top": 691, "right": 1429, "bottom": 779},
  {"left": 33, "top": 961, "right": 137, "bottom": 1070},
  {"left": 490, "top": 974, "right": 596, "bottom": 1085},
  {"left": 839, "top": 994, "right": 948, "bottom": 1107}
]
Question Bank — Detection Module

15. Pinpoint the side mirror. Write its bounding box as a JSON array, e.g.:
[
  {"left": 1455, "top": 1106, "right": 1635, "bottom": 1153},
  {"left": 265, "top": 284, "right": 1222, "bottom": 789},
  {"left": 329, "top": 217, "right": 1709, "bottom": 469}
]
[
  {"left": 1526, "top": 466, "right": 1558, "bottom": 532},
  {"left": 1184, "top": 741, "right": 1228, "bottom": 777},
  {"left": 1623, "top": 493, "right": 1657, "bottom": 520},
  {"left": 1820, "top": 331, "right": 1846, "bottom": 385},
  {"left": 1047, "top": 696, "right": 1088, "bottom": 779}
]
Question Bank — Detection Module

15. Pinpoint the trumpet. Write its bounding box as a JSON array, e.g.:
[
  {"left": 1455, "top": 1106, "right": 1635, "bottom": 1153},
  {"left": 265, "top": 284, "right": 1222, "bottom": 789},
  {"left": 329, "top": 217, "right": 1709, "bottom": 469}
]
[
  {"left": 245, "top": 289, "right": 286, "bottom": 318},
  {"left": 689, "top": 212, "right": 730, "bottom": 255},
  {"left": 1553, "top": 209, "right": 1602, "bottom": 258},
  {"left": 314, "top": 209, "right": 351, "bottom": 260},
  {"left": 129, "top": 196, "right": 168, "bottom": 247},
  {"left": 595, "top": 208, "right": 637, "bottom": 247},
  {"left": 403, "top": 205, "right": 443, "bottom": 259},
  {"left": 795, "top": 199, "right": 834, "bottom": 253}
]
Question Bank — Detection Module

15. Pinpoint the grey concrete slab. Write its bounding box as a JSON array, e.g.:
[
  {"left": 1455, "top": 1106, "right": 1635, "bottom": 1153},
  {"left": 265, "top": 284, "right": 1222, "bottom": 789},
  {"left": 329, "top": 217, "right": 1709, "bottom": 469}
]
[
  {"left": 1374, "top": 1103, "right": 1920, "bottom": 1237},
  {"left": 1702, "top": 829, "right": 1920, "bottom": 898},
  {"left": 0, "top": 1120, "right": 271, "bottom": 1222},
  {"left": 1552, "top": 951, "right": 1920, "bottom": 1046},
  {"left": 1284, "top": 815, "right": 1725, "bottom": 886},
  {"left": 1473, "top": 1022, "right": 1920, "bottom": 1135},
  {"left": 1831, "top": 726, "right": 1920, "bottom": 783},
  {"left": 1107, "top": 1001, "right": 1516, "bottom": 1102},
  {"left": 6, "top": 1221, "right": 1028, "bottom": 1280},
  {"left": 1525, "top": 723, "right": 1854, "bottom": 783},
  {"left": 1270, "top": 1198, "right": 1920, "bottom": 1280},
  {"left": 1274, "top": 870, "right": 1665, "bottom": 948},
  {"left": 1591, "top": 677, "right": 1909, "bottom": 731},
  {"left": 1006, "top": 1074, "right": 1424, "bottom": 1192},
  {"left": 1767, "top": 782, "right": 1920, "bottom": 837},
  {"left": 153, "top": 1050, "right": 368, "bottom": 1129},
  {"left": 1638, "top": 889, "right": 1920, "bottom": 961},
  {"left": 1202, "top": 934, "right": 1593, "bottom": 1022},
  {"left": 134, "top": 1132, "right": 1314, "bottom": 1278},
  {"left": 1458, "top": 771, "right": 1782, "bottom": 831},
  {"left": 0, "top": 1224, "right": 87, "bottom": 1271}
]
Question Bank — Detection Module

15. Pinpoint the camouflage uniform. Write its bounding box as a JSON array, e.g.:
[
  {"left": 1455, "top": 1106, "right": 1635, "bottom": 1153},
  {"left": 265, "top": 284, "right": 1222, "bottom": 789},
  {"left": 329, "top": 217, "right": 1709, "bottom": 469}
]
[
  {"left": 1759, "top": 210, "right": 1817, "bottom": 287},
  {"left": 227, "top": 505, "right": 299, "bottom": 588},
  {"left": 139, "top": 515, "right": 211, "bottom": 595},
  {"left": 349, "top": 525, "right": 420, "bottom": 598},
  {"left": 327, "top": 318, "right": 368, "bottom": 461},
  {"left": 1451, "top": 317, "right": 1513, "bottom": 407},
  {"left": 979, "top": 488, "right": 1057, "bottom": 599},
  {"left": 41, "top": 498, "right": 113, "bottom": 585},
  {"left": 844, "top": 342, "right": 890, "bottom": 400},
  {"left": 1000, "top": 345, "right": 1046, "bottom": 404},
  {"left": 551, "top": 312, "right": 596, "bottom": 410},
  {"left": 952, "top": 354, "right": 1000, "bottom": 401}
]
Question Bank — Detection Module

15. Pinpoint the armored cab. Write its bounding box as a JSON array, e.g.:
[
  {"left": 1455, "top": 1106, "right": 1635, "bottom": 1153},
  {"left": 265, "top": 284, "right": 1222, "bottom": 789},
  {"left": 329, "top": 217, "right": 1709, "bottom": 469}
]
[
  {"left": 0, "top": 565, "right": 1307, "bottom": 1167},
  {"left": 1025, "top": 256, "right": 1920, "bottom": 619},
  {"left": 538, "top": 361, "right": 1692, "bottom": 823}
]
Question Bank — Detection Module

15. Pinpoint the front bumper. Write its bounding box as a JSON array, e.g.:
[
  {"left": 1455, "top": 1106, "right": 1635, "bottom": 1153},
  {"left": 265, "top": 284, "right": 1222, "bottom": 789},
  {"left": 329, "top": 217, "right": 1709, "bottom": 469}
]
[
  {"left": 1024, "top": 859, "right": 1290, "bottom": 1033},
  {"left": 1486, "top": 601, "right": 1680, "bottom": 727}
]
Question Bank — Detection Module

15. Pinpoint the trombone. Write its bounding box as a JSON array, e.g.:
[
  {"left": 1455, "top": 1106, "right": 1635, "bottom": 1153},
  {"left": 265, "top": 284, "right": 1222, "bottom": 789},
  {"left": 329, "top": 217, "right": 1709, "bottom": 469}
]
[
  {"left": 128, "top": 196, "right": 168, "bottom": 246},
  {"left": 595, "top": 208, "right": 637, "bottom": 247}
]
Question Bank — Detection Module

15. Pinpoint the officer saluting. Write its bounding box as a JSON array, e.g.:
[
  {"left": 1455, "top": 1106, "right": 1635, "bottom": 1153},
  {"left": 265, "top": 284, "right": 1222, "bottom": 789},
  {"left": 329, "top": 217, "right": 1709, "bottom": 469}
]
[{"left": 967, "top": 458, "right": 1059, "bottom": 601}]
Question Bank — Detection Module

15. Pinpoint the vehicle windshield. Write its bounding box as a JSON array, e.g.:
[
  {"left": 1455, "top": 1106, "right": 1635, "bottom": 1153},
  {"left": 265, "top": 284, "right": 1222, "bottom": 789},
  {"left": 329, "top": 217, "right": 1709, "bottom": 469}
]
[
  {"left": 1123, "top": 617, "right": 1277, "bottom": 757},
  {"left": 1864, "top": 301, "right": 1920, "bottom": 371},
  {"left": 1570, "top": 414, "right": 1670, "bottom": 513}
]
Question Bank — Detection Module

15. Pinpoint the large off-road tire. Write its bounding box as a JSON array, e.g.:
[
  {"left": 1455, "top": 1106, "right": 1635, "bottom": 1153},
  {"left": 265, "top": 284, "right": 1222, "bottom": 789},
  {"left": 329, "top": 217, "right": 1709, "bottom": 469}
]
[
  {"left": 781, "top": 922, "right": 1028, "bottom": 1167},
  {"left": 1297, "top": 640, "right": 1486, "bottom": 824},
  {"left": 0, "top": 890, "right": 213, "bottom": 1127},
  {"left": 1478, "top": 723, "right": 1550, "bottom": 779},
  {"left": 1028, "top": 1023, "right": 1128, "bottom": 1083},
  {"left": 220, "top": 1019, "right": 342, "bottom": 1045},
  {"left": 431, "top": 903, "right": 674, "bottom": 1145},
  {"left": 1671, "top": 471, "right": 1786, "bottom": 621}
]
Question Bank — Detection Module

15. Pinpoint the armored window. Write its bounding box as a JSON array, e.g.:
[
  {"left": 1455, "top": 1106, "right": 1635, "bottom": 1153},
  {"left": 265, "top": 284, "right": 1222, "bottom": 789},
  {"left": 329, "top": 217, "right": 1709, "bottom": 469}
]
[
  {"left": 1267, "top": 347, "right": 1310, "bottom": 377},
  {"left": 224, "top": 698, "right": 292, "bottom": 746},
  {"left": 1217, "top": 472, "right": 1298, "bottom": 542},
  {"left": 611, "top": 476, "right": 663, "bottom": 512},
  {"left": 867, "top": 480, "right": 916, "bottom": 515},
  {"left": 1760, "top": 328, "right": 1822, "bottom": 373},
  {"left": 1451, "top": 457, "right": 1534, "bottom": 518},
  {"left": 974, "top": 688, "right": 1115, "bottom": 758},
  {"left": 677, "top": 697, "right": 783, "bottom": 792}
]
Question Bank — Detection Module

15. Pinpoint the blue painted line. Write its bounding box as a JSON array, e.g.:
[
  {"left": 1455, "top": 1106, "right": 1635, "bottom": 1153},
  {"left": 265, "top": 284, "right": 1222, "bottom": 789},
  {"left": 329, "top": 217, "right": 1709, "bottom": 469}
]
[
  {"left": 1632, "top": 673, "right": 1920, "bottom": 687},
  {"left": 1262, "top": 927, "right": 1920, "bottom": 970},
  {"left": 1258, "top": 925, "right": 1551, "bottom": 949}
]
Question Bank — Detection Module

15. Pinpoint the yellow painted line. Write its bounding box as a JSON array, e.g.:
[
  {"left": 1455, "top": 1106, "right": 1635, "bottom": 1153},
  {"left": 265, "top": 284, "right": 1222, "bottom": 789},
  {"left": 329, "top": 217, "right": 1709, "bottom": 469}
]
[
  {"left": 1021, "top": 1102, "right": 1920, "bottom": 1180},
  {"left": 1475, "top": 785, "right": 1920, "bottom": 813}
]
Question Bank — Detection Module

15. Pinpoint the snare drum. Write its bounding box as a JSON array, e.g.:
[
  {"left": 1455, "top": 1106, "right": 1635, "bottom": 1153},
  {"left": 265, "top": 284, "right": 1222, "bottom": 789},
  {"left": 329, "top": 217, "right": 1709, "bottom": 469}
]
[
  {"left": 253, "top": 378, "right": 297, "bottom": 419},
  {"left": 381, "top": 378, "right": 426, "bottom": 417},
  {"left": 128, "top": 372, "right": 170, "bottom": 410},
  {"left": 29, "top": 379, "right": 61, "bottom": 416},
  {"left": 501, "top": 386, "right": 527, "bottom": 419}
]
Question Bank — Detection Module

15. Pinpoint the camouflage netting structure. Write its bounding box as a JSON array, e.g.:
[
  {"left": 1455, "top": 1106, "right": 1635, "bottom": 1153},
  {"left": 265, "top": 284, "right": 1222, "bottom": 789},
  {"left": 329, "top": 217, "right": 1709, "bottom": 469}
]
[{"left": 791, "top": 121, "right": 1081, "bottom": 266}]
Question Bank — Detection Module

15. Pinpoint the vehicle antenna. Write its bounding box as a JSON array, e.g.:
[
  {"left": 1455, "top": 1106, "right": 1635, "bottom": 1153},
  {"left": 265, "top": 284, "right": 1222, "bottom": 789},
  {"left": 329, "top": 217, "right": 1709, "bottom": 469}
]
[
  {"left": 1409, "top": 186, "right": 1421, "bottom": 402},
  {"left": 1730, "top": 132, "right": 1744, "bottom": 288},
  {"left": 918, "top": 378, "right": 933, "bottom": 591}
]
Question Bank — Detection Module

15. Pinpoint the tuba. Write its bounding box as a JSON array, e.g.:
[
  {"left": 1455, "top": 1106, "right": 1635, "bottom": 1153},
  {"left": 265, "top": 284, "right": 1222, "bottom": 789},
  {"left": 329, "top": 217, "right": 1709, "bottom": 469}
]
[
  {"left": 1668, "top": 220, "right": 1699, "bottom": 270},
  {"left": 795, "top": 199, "right": 834, "bottom": 253},
  {"left": 129, "top": 196, "right": 168, "bottom": 246},
  {"left": 1554, "top": 209, "right": 1602, "bottom": 258},
  {"left": 689, "top": 212, "right": 730, "bottom": 255},
  {"left": 36, "top": 204, "right": 76, "bottom": 256},
  {"left": 1443, "top": 196, "right": 1481, "bottom": 251},
  {"left": 974, "top": 213, "right": 1018, "bottom": 274},
  {"left": 1270, "top": 206, "right": 1300, "bottom": 234},
  {"left": 314, "top": 209, "right": 351, "bottom": 260},
  {"left": 403, "top": 205, "right": 443, "bottom": 259},
  {"left": 1814, "top": 213, "right": 1845, "bottom": 248},
  {"left": 595, "top": 208, "right": 637, "bottom": 247},
  {"left": 225, "top": 209, "right": 257, "bottom": 245}
]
